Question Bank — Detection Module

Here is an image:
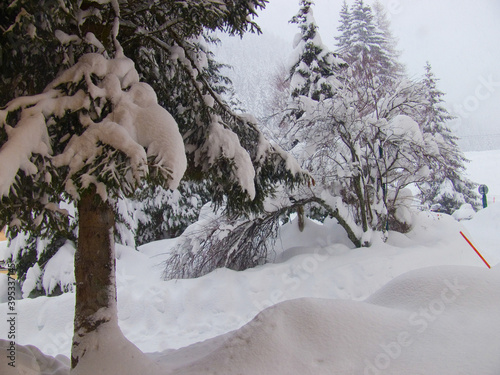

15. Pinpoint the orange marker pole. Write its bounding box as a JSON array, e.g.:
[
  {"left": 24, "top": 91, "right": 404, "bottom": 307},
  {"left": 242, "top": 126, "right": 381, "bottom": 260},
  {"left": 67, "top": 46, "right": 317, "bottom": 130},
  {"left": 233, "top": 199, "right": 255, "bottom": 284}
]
[{"left": 460, "top": 231, "right": 491, "bottom": 269}]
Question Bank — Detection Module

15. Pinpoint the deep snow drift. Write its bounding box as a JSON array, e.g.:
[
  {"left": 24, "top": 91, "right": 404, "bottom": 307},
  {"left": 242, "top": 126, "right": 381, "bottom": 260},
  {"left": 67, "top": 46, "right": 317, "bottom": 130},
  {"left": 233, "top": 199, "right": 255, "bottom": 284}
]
[
  {"left": 2, "top": 264, "right": 499, "bottom": 374},
  {"left": 157, "top": 265, "right": 500, "bottom": 375},
  {"left": 1, "top": 151, "right": 500, "bottom": 374},
  {"left": 1, "top": 207, "right": 500, "bottom": 374}
]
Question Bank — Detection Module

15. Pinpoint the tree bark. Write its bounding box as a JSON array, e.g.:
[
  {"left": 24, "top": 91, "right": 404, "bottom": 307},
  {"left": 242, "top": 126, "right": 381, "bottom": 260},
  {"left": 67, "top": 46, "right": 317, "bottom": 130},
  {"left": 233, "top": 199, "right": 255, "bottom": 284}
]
[
  {"left": 297, "top": 204, "right": 305, "bottom": 232},
  {"left": 71, "top": 187, "right": 116, "bottom": 369},
  {"left": 353, "top": 174, "right": 369, "bottom": 233}
]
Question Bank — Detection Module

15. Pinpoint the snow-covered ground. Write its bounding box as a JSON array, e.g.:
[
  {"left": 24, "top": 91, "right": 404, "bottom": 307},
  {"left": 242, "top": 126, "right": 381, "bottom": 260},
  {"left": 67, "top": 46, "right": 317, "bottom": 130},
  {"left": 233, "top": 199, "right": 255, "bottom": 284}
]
[{"left": 0, "top": 151, "right": 499, "bottom": 374}]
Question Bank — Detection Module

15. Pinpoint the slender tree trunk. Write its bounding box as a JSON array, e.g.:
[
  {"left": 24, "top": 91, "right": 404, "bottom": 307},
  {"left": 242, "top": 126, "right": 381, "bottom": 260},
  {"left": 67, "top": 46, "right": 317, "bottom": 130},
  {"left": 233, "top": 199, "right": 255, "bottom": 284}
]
[
  {"left": 71, "top": 187, "right": 116, "bottom": 369},
  {"left": 349, "top": 144, "right": 369, "bottom": 237},
  {"left": 353, "top": 175, "right": 368, "bottom": 233},
  {"left": 297, "top": 204, "right": 305, "bottom": 232}
]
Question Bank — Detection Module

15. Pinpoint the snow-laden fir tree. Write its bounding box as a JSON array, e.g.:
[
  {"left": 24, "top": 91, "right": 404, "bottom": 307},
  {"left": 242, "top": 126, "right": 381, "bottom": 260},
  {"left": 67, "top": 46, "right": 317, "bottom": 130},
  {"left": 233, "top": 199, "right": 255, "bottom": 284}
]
[
  {"left": 372, "top": 0, "right": 405, "bottom": 78},
  {"left": 335, "top": 0, "right": 398, "bottom": 91},
  {"left": 334, "top": 1, "right": 352, "bottom": 57},
  {"left": 2, "top": 10, "right": 233, "bottom": 284},
  {"left": 278, "top": 0, "right": 347, "bottom": 230},
  {"left": 1, "top": 44, "right": 187, "bottom": 372},
  {"left": 288, "top": 0, "right": 347, "bottom": 102},
  {"left": 2, "top": 0, "right": 307, "bottom": 287},
  {"left": 0, "top": 0, "right": 305, "bottom": 371},
  {"left": 283, "top": 0, "right": 347, "bottom": 157},
  {"left": 417, "top": 62, "right": 479, "bottom": 213}
]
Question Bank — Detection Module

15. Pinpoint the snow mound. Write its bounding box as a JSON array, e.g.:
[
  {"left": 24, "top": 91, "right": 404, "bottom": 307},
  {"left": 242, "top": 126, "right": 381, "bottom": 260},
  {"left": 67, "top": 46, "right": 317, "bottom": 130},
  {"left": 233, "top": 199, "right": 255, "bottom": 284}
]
[
  {"left": 452, "top": 203, "right": 475, "bottom": 221},
  {"left": 160, "top": 265, "right": 500, "bottom": 375},
  {"left": 70, "top": 321, "right": 161, "bottom": 375},
  {"left": 0, "top": 339, "right": 69, "bottom": 375},
  {"left": 272, "top": 216, "right": 353, "bottom": 262},
  {"left": 3, "top": 265, "right": 500, "bottom": 374}
]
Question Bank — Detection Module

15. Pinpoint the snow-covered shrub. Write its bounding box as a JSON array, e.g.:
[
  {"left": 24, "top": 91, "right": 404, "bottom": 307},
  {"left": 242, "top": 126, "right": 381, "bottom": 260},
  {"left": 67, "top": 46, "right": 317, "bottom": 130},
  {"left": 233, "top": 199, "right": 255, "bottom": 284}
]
[
  {"left": 163, "top": 192, "right": 315, "bottom": 279},
  {"left": 164, "top": 203, "right": 281, "bottom": 279},
  {"left": 452, "top": 203, "right": 476, "bottom": 221}
]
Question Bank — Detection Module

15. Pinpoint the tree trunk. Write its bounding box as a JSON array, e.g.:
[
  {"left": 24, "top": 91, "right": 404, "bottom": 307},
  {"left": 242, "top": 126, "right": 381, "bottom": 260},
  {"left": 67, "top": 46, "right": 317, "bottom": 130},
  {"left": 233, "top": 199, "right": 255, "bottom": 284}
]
[
  {"left": 353, "top": 175, "right": 368, "bottom": 233},
  {"left": 297, "top": 204, "right": 305, "bottom": 232},
  {"left": 71, "top": 187, "right": 116, "bottom": 369}
]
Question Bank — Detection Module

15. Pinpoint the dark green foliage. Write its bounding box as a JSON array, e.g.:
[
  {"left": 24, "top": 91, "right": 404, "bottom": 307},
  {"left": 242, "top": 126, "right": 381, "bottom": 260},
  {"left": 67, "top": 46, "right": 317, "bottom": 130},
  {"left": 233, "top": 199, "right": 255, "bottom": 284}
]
[
  {"left": 117, "top": 1, "right": 304, "bottom": 216},
  {"left": 1, "top": 0, "right": 308, "bottom": 286},
  {"left": 288, "top": 0, "right": 347, "bottom": 101},
  {"left": 0, "top": 0, "right": 115, "bottom": 101},
  {"left": 1, "top": 0, "right": 303, "bottom": 219},
  {"left": 135, "top": 181, "right": 210, "bottom": 245},
  {"left": 12, "top": 236, "right": 38, "bottom": 284}
]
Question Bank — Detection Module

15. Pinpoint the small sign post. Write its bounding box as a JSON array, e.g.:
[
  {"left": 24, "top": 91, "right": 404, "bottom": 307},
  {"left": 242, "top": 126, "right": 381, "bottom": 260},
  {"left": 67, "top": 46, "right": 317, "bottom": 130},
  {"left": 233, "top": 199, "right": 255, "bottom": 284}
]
[{"left": 478, "top": 184, "right": 489, "bottom": 208}]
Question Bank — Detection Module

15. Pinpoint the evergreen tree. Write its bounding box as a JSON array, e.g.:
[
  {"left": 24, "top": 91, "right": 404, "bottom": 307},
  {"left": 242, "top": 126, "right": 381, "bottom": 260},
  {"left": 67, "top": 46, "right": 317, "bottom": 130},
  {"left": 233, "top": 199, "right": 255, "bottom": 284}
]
[
  {"left": 285, "top": 0, "right": 347, "bottom": 151},
  {"left": 372, "top": 0, "right": 405, "bottom": 78},
  {"left": 336, "top": 0, "right": 397, "bottom": 90},
  {"left": 288, "top": 0, "right": 346, "bottom": 102},
  {"left": 334, "top": 1, "right": 352, "bottom": 54},
  {"left": 417, "top": 62, "right": 480, "bottom": 213},
  {"left": 281, "top": 0, "right": 347, "bottom": 230},
  {"left": 2, "top": 0, "right": 303, "bottom": 284},
  {"left": 0, "top": 0, "right": 305, "bottom": 370}
]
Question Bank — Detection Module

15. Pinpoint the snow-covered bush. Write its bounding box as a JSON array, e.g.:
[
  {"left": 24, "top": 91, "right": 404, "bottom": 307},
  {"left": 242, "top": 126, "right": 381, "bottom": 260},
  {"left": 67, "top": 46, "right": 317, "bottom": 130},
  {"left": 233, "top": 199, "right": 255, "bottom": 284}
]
[
  {"left": 270, "top": 1, "right": 477, "bottom": 247},
  {"left": 164, "top": 199, "right": 287, "bottom": 279},
  {"left": 452, "top": 203, "right": 476, "bottom": 221}
]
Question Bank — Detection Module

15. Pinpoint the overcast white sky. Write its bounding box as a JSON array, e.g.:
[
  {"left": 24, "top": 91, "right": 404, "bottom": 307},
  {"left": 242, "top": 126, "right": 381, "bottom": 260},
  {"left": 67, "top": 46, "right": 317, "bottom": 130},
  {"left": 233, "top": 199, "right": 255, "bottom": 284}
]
[{"left": 254, "top": 0, "right": 500, "bottom": 150}]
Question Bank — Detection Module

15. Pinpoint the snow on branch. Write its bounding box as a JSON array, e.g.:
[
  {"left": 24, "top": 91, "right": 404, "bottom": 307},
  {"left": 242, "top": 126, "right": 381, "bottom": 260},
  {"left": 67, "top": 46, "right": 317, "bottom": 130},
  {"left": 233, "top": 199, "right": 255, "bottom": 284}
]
[
  {"left": 0, "top": 52, "right": 187, "bottom": 202},
  {"left": 144, "top": 31, "right": 308, "bottom": 207},
  {"left": 195, "top": 116, "right": 256, "bottom": 199}
]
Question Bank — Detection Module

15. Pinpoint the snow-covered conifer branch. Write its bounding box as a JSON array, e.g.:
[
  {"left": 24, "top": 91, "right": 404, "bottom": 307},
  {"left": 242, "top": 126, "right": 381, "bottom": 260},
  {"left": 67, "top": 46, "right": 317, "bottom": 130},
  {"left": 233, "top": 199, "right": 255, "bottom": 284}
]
[
  {"left": 0, "top": 52, "right": 187, "bottom": 206},
  {"left": 141, "top": 27, "right": 308, "bottom": 209}
]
